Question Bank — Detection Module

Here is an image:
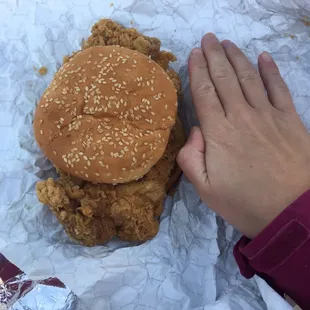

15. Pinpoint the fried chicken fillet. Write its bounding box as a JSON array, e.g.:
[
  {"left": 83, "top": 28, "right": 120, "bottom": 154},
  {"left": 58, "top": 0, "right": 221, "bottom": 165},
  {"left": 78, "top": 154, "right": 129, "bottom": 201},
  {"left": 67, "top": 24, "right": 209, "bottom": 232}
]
[{"left": 36, "top": 19, "right": 185, "bottom": 246}]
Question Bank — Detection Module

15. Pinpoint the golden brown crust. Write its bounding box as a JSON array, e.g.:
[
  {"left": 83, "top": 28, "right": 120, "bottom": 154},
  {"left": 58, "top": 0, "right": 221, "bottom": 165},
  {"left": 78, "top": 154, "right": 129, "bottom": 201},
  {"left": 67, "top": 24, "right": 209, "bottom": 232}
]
[
  {"left": 36, "top": 19, "right": 185, "bottom": 246},
  {"left": 34, "top": 46, "right": 177, "bottom": 184},
  {"left": 83, "top": 19, "right": 162, "bottom": 58}
]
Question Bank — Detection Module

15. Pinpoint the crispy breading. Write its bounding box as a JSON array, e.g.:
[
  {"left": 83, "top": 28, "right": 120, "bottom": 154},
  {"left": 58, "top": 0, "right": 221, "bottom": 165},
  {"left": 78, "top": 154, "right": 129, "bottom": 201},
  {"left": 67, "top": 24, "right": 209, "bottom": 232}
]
[{"left": 36, "top": 19, "right": 185, "bottom": 246}]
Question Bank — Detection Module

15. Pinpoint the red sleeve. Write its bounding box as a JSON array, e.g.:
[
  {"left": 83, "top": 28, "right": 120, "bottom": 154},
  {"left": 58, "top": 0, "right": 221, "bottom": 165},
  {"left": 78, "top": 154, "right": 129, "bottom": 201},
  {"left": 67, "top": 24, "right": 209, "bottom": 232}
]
[{"left": 234, "top": 189, "right": 310, "bottom": 309}]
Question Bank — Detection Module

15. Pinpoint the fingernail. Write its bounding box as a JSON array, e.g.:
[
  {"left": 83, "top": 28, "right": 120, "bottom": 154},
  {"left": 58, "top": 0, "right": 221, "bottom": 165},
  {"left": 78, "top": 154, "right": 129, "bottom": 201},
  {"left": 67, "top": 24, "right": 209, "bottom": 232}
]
[
  {"left": 191, "top": 48, "right": 203, "bottom": 55},
  {"left": 203, "top": 33, "right": 217, "bottom": 42},
  {"left": 206, "top": 32, "right": 216, "bottom": 38},
  {"left": 261, "top": 52, "right": 273, "bottom": 62},
  {"left": 221, "top": 40, "right": 232, "bottom": 48}
]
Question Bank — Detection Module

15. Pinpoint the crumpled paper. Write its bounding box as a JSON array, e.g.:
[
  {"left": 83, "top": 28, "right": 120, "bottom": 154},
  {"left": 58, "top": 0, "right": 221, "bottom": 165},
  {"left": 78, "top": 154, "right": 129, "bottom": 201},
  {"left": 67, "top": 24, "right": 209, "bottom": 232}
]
[{"left": 1, "top": 0, "right": 309, "bottom": 308}]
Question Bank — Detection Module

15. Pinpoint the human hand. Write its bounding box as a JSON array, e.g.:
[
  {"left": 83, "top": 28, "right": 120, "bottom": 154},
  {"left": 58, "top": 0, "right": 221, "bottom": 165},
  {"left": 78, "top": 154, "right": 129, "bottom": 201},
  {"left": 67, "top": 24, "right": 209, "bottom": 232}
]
[{"left": 177, "top": 33, "right": 310, "bottom": 239}]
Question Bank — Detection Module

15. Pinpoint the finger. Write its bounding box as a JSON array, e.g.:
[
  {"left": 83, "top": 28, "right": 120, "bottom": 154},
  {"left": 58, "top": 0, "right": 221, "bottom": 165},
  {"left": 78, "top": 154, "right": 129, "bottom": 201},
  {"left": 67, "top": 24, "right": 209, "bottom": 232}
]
[
  {"left": 177, "top": 127, "right": 208, "bottom": 193},
  {"left": 258, "top": 52, "right": 295, "bottom": 112},
  {"left": 221, "top": 40, "right": 269, "bottom": 109},
  {"left": 201, "top": 33, "right": 248, "bottom": 113},
  {"left": 188, "top": 48, "right": 225, "bottom": 133}
]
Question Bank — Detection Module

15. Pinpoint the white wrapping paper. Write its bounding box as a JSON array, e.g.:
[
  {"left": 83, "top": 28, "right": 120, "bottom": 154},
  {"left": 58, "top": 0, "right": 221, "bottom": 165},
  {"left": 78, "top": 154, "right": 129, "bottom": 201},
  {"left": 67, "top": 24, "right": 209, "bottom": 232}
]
[{"left": 1, "top": 0, "right": 309, "bottom": 308}]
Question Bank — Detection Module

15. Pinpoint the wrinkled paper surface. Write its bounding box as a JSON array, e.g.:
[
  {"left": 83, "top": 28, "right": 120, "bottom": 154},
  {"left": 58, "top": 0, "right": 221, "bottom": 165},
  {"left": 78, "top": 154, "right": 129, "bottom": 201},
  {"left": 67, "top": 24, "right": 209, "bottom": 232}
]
[{"left": 1, "top": 0, "right": 310, "bottom": 308}]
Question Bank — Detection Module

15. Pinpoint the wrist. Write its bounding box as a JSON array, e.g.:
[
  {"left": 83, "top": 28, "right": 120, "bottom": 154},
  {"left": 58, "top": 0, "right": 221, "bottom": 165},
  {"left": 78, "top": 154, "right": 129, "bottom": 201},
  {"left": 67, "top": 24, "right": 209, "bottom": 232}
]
[{"left": 248, "top": 185, "right": 310, "bottom": 239}]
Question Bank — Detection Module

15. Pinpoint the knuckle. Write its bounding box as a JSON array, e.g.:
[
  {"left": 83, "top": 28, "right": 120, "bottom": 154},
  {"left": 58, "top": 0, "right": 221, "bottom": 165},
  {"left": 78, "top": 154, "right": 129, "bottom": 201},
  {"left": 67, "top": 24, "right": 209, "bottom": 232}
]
[
  {"left": 240, "top": 109, "right": 254, "bottom": 122},
  {"left": 269, "top": 68, "right": 280, "bottom": 78},
  {"left": 227, "top": 106, "right": 253, "bottom": 123},
  {"left": 177, "top": 146, "right": 191, "bottom": 167},
  {"left": 269, "top": 69, "right": 284, "bottom": 80},
  {"left": 194, "top": 80, "right": 216, "bottom": 98},
  {"left": 213, "top": 66, "right": 235, "bottom": 81},
  {"left": 275, "top": 80, "right": 289, "bottom": 93},
  {"left": 237, "top": 70, "right": 259, "bottom": 83},
  {"left": 269, "top": 70, "right": 289, "bottom": 92},
  {"left": 193, "top": 63, "right": 208, "bottom": 71}
]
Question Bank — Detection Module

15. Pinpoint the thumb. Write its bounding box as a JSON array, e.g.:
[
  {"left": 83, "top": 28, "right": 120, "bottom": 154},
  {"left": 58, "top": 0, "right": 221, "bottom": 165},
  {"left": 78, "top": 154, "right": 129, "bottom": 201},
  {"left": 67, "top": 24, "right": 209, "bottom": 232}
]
[{"left": 177, "top": 126, "right": 208, "bottom": 191}]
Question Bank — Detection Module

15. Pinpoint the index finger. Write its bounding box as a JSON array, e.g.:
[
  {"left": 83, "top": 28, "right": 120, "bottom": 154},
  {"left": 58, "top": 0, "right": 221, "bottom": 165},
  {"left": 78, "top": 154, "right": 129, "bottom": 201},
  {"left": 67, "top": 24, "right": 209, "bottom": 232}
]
[{"left": 188, "top": 48, "right": 225, "bottom": 133}]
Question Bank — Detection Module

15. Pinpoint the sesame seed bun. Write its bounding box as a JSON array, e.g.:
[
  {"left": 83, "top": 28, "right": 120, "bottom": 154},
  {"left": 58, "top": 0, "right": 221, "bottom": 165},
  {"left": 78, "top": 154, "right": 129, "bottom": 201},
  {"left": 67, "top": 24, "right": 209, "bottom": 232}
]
[{"left": 33, "top": 46, "right": 178, "bottom": 184}]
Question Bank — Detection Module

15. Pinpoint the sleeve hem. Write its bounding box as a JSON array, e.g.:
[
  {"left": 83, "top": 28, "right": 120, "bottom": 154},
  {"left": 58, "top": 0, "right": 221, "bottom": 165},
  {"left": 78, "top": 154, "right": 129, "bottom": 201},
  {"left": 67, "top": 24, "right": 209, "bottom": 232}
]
[{"left": 234, "top": 189, "right": 310, "bottom": 276}]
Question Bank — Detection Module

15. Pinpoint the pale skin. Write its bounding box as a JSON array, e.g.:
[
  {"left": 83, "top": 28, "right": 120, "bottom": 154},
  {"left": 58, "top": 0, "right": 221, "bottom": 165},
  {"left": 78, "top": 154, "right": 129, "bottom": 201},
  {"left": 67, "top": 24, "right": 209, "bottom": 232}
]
[{"left": 177, "top": 33, "right": 310, "bottom": 239}]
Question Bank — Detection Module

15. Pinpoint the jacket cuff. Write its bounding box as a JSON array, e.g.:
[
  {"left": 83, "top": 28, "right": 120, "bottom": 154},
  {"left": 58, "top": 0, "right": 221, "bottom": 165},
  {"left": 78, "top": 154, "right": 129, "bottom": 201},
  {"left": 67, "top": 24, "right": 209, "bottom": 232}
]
[{"left": 234, "top": 190, "right": 310, "bottom": 278}]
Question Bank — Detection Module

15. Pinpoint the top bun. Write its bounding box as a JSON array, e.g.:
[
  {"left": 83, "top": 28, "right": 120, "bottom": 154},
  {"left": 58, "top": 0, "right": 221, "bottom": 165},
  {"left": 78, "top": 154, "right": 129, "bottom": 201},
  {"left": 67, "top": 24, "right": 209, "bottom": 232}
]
[{"left": 33, "top": 46, "right": 177, "bottom": 184}]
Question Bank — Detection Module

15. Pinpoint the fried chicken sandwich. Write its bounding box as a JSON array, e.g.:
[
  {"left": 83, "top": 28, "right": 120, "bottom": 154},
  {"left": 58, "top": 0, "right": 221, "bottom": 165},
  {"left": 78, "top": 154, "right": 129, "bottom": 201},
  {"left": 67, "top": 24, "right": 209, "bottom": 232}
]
[{"left": 34, "top": 19, "right": 184, "bottom": 246}]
